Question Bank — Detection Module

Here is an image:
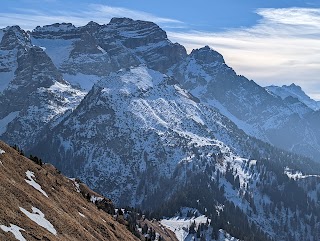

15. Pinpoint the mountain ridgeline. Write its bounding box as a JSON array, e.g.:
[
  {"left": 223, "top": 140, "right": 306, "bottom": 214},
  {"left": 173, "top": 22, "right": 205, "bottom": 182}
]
[{"left": 1, "top": 18, "right": 320, "bottom": 240}]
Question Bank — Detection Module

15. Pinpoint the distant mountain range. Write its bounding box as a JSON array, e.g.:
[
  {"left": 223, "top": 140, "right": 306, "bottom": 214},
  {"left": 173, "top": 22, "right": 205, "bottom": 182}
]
[
  {"left": 266, "top": 83, "right": 320, "bottom": 111},
  {"left": 1, "top": 18, "right": 320, "bottom": 240}
]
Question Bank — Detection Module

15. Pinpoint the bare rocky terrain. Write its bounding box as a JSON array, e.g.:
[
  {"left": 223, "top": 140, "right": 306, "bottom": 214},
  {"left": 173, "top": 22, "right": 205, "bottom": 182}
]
[{"left": 0, "top": 141, "right": 139, "bottom": 241}]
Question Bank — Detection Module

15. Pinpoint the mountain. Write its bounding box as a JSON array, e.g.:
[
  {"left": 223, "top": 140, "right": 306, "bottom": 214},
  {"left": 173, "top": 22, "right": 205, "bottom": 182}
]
[
  {"left": 31, "top": 65, "right": 254, "bottom": 206},
  {"left": 31, "top": 18, "right": 186, "bottom": 91},
  {"left": 1, "top": 19, "right": 320, "bottom": 162},
  {"left": 0, "top": 141, "right": 138, "bottom": 241},
  {"left": 1, "top": 18, "right": 320, "bottom": 241},
  {"left": 170, "top": 45, "right": 320, "bottom": 161},
  {"left": 0, "top": 18, "right": 187, "bottom": 149},
  {"left": 0, "top": 25, "right": 85, "bottom": 149},
  {"left": 266, "top": 83, "right": 320, "bottom": 111},
  {"left": 31, "top": 65, "right": 320, "bottom": 241}
]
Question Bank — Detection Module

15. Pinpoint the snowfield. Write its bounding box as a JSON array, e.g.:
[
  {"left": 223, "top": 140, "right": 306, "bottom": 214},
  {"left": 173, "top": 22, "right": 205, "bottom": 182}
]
[
  {"left": 68, "top": 178, "right": 81, "bottom": 193},
  {"left": 25, "top": 170, "right": 48, "bottom": 197},
  {"left": 161, "top": 214, "right": 208, "bottom": 241},
  {"left": 284, "top": 167, "right": 320, "bottom": 180},
  {"left": 19, "top": 207, "right": 57, "bottom": 235},
  {"left": 90, "top": 195, "right": 104, "bottom": 203},
  {"left": 161, "top": 208, "right": 240, "bottom": 241},
  {"left": 0, "top": 224, "right": 26, "bottom": 241},
  {"left": 0, "top": 111, "right": 20, "bottom": 135}
]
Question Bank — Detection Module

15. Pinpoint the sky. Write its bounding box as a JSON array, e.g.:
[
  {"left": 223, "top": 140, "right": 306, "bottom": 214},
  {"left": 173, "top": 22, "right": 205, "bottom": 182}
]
[{"left": 1, "top": 0, "right": 320, "bottom": 100}]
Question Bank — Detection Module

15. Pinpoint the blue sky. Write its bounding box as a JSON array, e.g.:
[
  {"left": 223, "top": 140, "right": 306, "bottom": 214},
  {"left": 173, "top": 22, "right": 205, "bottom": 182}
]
[{"left": 1, "top": 0, "right": 320, "bottom": 99}]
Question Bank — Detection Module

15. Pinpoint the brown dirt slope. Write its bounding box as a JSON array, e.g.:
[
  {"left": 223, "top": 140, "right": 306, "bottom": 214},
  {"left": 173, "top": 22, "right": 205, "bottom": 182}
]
[{"left": 0, "top": 141, "right": 139, "bottom": 241}]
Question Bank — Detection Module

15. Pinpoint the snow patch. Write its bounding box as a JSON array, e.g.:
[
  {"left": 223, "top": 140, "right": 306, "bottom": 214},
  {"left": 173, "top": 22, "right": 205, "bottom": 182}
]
[
  {"left": 25, "top": 170, "right": 48, "bottom": 197},
  {"left": 0, "top": 111, "right": 20, "bottom": 135},
  {"left": 19, "top": 207, "right": 57, "bottom": 235},
  {"left": 249, "top": 159, "right": 257, "bottom": 166},
  {"left": 78, "top": 212, "right": 85, "bottom": 218},
  {"left": 0, "top": 70, "right": 15, "bottom": 93},
  {"left": 47, "top": 81, "right": 86, "bottom": 110},
  {"left": 161, "top": 208, "right": 210, "bottom": 241},
  {"left": 0, "top": 224, "right": 26, "bottom": 241},
  {"left": 0, "top": 29, "right": 4, "bottom": 42},
  {"left": 161, "top": 208, "right": 240, "bottom": 241},
  {"left": 90, "top": 195, "right": 104, "bottom": 203},
  {"left": 31, "top": 38, "right": 75, "bottom": 68},
  {"left": 206, "top": 98, "right": 270, "bottom": 143},
  {"left": 284, "top": 167, "right": 320, "bottom": 180},
  {"left": 63, "top": 73, "right": 100, "bottom": 92},
  {"left": 100, "top": 66, "right": 164, "bottom": 93},
  {"left": 218, "top": 229, "right": 240, "bottom": 241},
  {"left": 97, "top": 45, "right": 106, "bottom": 54},
  {"left": 68, "top": 178, "right": 80, "bottom": 192},
  {"left": 49, "top": 81, "right": 72, "bottom": 92},
  {"left": 0, "top": 149, "right": 5, "bottom": 155}
]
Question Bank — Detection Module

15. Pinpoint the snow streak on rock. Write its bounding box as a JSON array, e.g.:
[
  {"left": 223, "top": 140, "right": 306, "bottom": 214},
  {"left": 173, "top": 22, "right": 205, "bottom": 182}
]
[
  {"left": 19, "top": 207, "right": 57, "bottom": 235},
  {"left": 0, "top": 224, "right": 26, "bottom": 241},
  {"left": 25, "top": 170, "right": 48, "bottom": 197}
]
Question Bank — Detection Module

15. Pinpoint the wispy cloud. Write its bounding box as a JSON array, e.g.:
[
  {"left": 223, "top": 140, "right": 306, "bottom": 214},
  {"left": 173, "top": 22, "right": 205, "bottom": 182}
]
[
  {"left": 168, "top": 8, "right": 320, "bottom": 100},
  {"left": 0, "top": 4, "right": 184, "bottom": 30},
  {"left": 89, "top": 4, "right": 183, "bottom": 25}
]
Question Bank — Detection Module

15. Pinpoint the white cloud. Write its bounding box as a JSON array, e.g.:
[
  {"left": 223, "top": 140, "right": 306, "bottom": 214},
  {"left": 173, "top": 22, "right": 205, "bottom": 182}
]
[
  {"left": 89, "top": 4, "right": 183, "bottom": 25},
  {"left": 168, "top": 8, "right": 320, "bottom": 100},
  {"left": 256, "top": 8, "right": 320, "bottom": 28}
]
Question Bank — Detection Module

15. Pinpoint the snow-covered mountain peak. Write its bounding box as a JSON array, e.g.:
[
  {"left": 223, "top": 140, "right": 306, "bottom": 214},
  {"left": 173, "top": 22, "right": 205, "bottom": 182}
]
[
  {"left": 12, "top": 18, "right": 318, "bottom": 163},
  {"left": 99, "top": 17, "right": 187, "bottom": 73},
  {"left": 85, "top": 21, "right": 100, "bottom": 27},
  {"left": 170, "top": 45, "right": 233, "bottom": 92},
  {"left": 266, "top": 84, "right": 320, "bottom": 111},
  {"left": 190, "top": 45, "right": 225, "bottom": 64},
  {"left": 80, "top": 21, "right": 101, "bottom": 34},
  {"left": 0, "top": 25, "right": 31, "bottom": 50},
  {"left": 287, "top": 83, "right": 302, "bottom": 90}
]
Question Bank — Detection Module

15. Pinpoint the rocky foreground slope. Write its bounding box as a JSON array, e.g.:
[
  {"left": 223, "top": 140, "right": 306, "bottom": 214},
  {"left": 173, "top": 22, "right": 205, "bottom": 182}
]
[{"left": 0, "top": 141, "right": 138, "bottom": 241}]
